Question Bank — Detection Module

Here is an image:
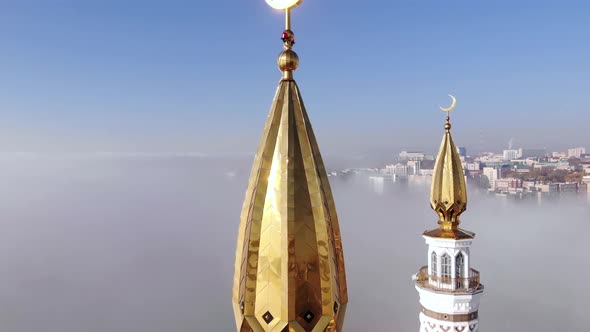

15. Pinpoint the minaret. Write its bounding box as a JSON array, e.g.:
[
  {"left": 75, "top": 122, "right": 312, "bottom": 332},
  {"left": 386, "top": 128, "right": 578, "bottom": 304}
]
[
  {"left": 232, "top": 1, "right": 348, "bottom": 332},
  {"left": 414, "top": 96, "right": 484, "bottom": 332}
]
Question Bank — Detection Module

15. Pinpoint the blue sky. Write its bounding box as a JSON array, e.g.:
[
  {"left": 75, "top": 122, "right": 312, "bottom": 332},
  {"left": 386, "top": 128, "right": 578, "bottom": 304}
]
[{"left": 0, "top": 0, "right": 588, "bottom": 157}]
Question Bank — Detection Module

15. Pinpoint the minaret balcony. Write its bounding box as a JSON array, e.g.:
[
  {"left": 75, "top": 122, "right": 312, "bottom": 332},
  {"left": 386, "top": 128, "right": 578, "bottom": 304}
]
[{"left": 415, "top": 266, "right": 481, "bottom": 293}]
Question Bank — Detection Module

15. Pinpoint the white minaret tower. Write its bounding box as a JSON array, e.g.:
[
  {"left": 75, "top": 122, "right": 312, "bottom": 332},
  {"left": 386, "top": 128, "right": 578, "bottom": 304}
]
[{"left": 414, "top": 97, "right": 484, "bottom": 332}]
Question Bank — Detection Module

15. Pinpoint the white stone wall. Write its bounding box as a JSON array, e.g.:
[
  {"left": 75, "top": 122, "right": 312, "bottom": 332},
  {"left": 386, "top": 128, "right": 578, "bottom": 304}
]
[
  {"left": 419, "top": 312, "right": 479, "bottom": 332},
  {"left": 416, "top": 286, "right": 483, "bottom": 315}
]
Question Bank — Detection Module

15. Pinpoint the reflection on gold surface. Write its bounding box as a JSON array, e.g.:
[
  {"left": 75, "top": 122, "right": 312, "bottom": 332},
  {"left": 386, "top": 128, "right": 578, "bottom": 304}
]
[{"left": 232, "top": 3, "right": 347, "bottom": 331}]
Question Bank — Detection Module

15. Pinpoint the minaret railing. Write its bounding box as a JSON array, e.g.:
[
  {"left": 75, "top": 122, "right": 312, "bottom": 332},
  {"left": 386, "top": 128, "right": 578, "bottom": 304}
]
[{"left": 416, "top": 266, "right": 480, "bottom": 292}]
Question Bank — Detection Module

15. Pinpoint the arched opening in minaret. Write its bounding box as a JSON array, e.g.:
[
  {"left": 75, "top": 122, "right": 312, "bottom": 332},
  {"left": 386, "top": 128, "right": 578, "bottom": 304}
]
[
  {"left": 431, "top": 251, "right": 437, "bottom": 276},
  {"left": 441, "top": 253, "right": 451, "bottom": 280},
  {"left": 456, "top": 252, "right": 465, "bottom": 278},
  {"left": 456, "top": 252, "right": 465, "bottom": 289}
]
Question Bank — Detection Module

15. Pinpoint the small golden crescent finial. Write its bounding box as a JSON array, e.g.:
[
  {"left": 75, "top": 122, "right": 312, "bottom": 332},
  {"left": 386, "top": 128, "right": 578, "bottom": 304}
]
[{"left": 439, "top": 94, "right": 457, "bottom": 114}]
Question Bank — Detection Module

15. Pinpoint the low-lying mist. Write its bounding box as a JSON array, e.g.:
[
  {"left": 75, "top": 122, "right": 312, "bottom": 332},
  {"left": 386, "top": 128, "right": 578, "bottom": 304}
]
[{"left": 0, "top": 156, "right": 587, "bottom": 332}]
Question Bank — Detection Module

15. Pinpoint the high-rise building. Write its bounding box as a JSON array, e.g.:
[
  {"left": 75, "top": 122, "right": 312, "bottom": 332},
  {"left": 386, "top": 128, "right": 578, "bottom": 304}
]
[
  {"left": 457, "top": 146, "right": 467, "bottom": 158},
  {"left": 414, "top": 100, "right": 484, "bottom": 332},
  {"left": 502, "top": 149, "right": 519, "bottom": 160},
  {"left": 232, "top": 3, "right": 347, "bottom": 331},
  {"left": 482, "top": 167, "right": 499, "bottom": 189},
  {"left": 568, "top": 147, "right": 586, "bottom": 158}
]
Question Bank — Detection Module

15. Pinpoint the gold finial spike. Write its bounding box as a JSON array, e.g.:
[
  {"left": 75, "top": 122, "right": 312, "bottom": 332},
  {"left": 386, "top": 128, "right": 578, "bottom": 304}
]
[
  {"left": 266, "top": 1, "right": 304, "bottom": 79},
  {"left": 425, "top": 95, "right": 472, "bottom": 240},
  {"left": 233, "top": 2, "right": 347, "bottom": 331}
]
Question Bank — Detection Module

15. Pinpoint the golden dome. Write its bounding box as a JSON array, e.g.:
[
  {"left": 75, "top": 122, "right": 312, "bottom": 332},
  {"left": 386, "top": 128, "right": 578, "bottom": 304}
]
[
  {"left": 232, "top": 75, "right": 348, "bottom": 332},
  {"left": 425, "top": 108, "right": 473, "bottom": 240}
]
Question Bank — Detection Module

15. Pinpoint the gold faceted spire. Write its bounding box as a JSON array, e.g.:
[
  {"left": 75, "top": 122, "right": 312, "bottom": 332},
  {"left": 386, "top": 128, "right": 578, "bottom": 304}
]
[
  {"left": 232, "top": 2, "right": 347, "bottom": 332},
  {"left": 425, "top": 95, "right": 473, "bottom": 240}
]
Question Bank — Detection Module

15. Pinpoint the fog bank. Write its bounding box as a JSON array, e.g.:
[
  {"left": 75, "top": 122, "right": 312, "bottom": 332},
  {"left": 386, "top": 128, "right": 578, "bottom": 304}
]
[{"left": 0, "top": 157, "right": 587, "bottom": 331}]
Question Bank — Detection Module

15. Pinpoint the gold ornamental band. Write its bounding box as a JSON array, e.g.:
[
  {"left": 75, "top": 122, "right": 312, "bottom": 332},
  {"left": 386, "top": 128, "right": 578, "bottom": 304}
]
[{"left": 421, "top": 307, "right": 478, "bottom": 322}]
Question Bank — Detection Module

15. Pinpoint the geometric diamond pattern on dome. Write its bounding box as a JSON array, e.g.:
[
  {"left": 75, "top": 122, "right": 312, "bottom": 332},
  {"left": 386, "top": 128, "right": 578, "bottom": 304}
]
[
  {"left": 302, "top": 310, "right": 315, "bottom": 324},
  {"left": 231, "top": 77, "right": 348, "bottom": 332},
  {"left": 262, "top": 311, "right": 274, "bottom": 324}
]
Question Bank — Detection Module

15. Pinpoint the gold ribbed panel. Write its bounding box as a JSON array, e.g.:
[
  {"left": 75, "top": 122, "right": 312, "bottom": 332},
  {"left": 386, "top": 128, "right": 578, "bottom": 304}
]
[
  {"left": 232, "top": 79, "right": 347, "bottom": 332},
  {"left": 427, "top": 126, "right": 471, "bottom": 239}
]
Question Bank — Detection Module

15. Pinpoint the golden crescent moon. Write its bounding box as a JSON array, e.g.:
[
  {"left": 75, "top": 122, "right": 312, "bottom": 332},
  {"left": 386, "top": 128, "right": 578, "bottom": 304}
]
[
  {"left": 265, "top": 0, "right": 304, "bottom": 10},
  {"left": 439, "top": 94, "right": 457, "bottom": 113}
]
